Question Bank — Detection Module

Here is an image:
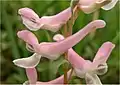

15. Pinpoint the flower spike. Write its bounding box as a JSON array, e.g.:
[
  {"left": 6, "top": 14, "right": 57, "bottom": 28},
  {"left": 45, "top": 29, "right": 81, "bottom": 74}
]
[{"left": 18, "top": 7, "right": 72, "bottom": 32}]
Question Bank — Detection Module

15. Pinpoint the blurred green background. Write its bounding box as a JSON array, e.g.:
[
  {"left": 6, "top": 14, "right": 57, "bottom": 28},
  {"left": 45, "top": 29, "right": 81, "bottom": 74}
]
[{"left": 0, "top": 0, "right": 119, "bottom": 84}]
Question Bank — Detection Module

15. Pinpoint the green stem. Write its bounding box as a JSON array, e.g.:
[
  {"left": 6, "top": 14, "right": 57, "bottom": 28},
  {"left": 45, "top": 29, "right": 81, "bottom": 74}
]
[
  {"left": 93, "top": 10, "right": 99, "bottom": 20},
  {"left": 68, "top": 6, "right": 79, "bottom": 36},
  {"left": 63, "top": 52, "right": 68, "bottom": 84},
  {"left": 68, "top": 68, "right": 73, "bottom": 82},
  {"left": 63, "top": 6, "right": 79, "bottom": 84}
]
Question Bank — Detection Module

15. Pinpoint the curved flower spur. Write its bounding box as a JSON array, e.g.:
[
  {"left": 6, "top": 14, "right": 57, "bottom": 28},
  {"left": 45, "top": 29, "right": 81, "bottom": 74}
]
[
  {"left": 73, "top": 0, "right": 118, "bottom": 14},
  {"left": 67, "top": 42, "right": 115, "bottom": 85},
  {"left": 18, "top": 7, "right": 72, "bottom": 32},
  {"left": 13, "top": 20, "right": 106, "bottom": 68},
  {"left": 23, "top": 68, "right": 72, "bottom": 85}
]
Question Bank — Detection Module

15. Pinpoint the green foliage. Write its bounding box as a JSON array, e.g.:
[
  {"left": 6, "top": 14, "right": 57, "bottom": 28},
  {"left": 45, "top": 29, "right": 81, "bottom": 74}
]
[{"left": 0, "top": 0, "right": 119, "bottom": 84}]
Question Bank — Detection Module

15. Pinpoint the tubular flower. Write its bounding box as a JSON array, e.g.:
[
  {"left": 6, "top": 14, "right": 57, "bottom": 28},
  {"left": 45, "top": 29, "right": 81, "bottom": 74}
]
[
  {"left": 13, "top": 20, "right": 105, "bottom": 68},
  {"left": 23, "top": 68, "right": 72, "bottom": 85},
  {"left": 18, "top": 7, "right": 72, "bottom": 32},
  {"left": 13, "top": 29, "right": 41, "bottom": 68},
  {"left": 67, "top": 42, "right": 115, "bottom": 85},
  {"left": 77, "top": 0, "right": 118, "bottom": 14}
]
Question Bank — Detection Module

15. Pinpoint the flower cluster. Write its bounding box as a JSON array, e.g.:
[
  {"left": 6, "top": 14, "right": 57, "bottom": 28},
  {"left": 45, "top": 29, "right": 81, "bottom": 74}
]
[{"left": 13, "top": 0, "right": 117, "bottom": 85}]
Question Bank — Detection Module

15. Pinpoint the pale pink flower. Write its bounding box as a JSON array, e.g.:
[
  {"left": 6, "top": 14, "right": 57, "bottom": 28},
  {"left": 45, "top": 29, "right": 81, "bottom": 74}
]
[
  {"left": 13, "top": 20, "right": 105, "bottom": 68},
  {"left": 23, "top": 68, "right": 72, "bottom": 85},
  {"left": 78, "top": 0, "right": 118, "bottom": 14},
  {"left": 52, "top": 34, "right": 115, "bottom": 84},
  {"left": 67, "top": 42, "right": 115, "bottom": 85},
  {"left": 18, "top": 7, "right": 72, "bottom": 32}
]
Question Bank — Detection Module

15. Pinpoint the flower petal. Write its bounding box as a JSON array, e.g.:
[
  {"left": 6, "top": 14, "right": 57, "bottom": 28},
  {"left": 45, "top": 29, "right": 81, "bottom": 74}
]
[
  {"left": 85, "top": 73, "right": 102, "bottom": 85},
  {"left": 25, "top": 68, "right": 37, "bottom": 84},
  {"left": 93, "top": 42, "right": 115, "bottom": 67},
  {"left": 34, "top": 20, "right": 105, "bottom": 59},
  {"left": 19, "top": 7, "right": 71, "bottom": 32},
  {"left": 53, "top": 34, "right": 65, "bottom": 41},
  {"left": 23, "top": 81, "right": 29, "bottom": 85},
  {"left": 17, "top": 30, "right": 39, "bottom": 46},
  {"left": 68, "top": 49, "right": 86, "bottom": 70},
  {"left": 102, "top": 0, "right": 118, "bottom": 10},
  {"left": 74, "top": 67, "right": 86, "bottom": 78},
  {"left": 79, "top": 0, "right": 96, "bottom": 6},
  {"left": 79, "top": 0, "right": 99, "bottom": 14},
  {"left": 38, "top": 7, "right": 72, "bottom": 32},
  {"left": 22, "top": 16, "right": 43, "bottom": 31},
  {"left": 13, "top": 53, "right": 41, "bottom": 68},
  {"left": 26, "top": 43, "right": 35, "bottom": 52},
  {"left": 18, "top": 8, "right": 42, "bottom": 31},
  {"left": 73, "top": 60, "right": 93, "bottom": 78},
  {"left": 95, "top": 63, "right": 108, "bottom": 75},
  {"left": 18, "top": 8, "right": 39, "bottom": 20},
  {"left": 79, "top": 0, "right": 115, "bottom": 14},
  {"left": 53, "top": 34, "right": 86, "bottom": 78}
]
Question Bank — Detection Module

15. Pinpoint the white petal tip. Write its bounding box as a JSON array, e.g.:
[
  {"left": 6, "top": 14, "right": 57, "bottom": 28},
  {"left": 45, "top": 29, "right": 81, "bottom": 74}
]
[
  {"left": 53, "top": 34, "right": 65, "bottom": 41},
  {"left": 92, "top": 20, "right": 106, "bottom": 28},
  {"left": 102, "top": 0, "right": 118, "bottom": 10},
  {"left": 13, "top": 59, "right": 37, "bottom": 68},
  {"left": 23, "top": 81, "right": 29, "bottom": 85},
  {"left": 103, "top": 42, "right": 115, "bottom": 49},
  {"left": 13, "top": 54, "right": 41, "bottom": 68}
]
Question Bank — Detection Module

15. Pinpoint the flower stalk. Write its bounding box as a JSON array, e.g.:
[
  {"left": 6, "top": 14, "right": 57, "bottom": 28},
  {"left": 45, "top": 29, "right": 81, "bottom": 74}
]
[
  {"left": 90, "top": 10, "right": 100, "bottom": 39},
  {"left": 63, "top": 5, "right": 79, "bottom": 84}
]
